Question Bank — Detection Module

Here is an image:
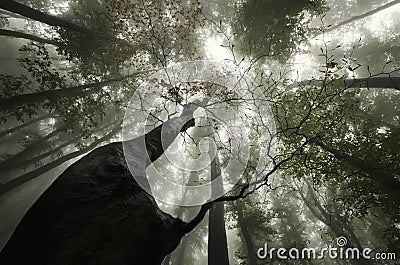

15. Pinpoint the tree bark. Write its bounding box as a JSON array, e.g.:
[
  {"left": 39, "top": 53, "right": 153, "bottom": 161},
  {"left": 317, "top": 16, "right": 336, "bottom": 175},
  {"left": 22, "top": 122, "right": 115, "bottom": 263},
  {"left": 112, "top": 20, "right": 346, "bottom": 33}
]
[
  {"left": 0, "top": 70, "right": 156, "bottom": 112},
  {"left": 236, "top": 201, "right": 258, "bottom": 265},
  {"left": 208, "top": 143, "right": 230, "bottom": 265},
  {"left": 0, "top": 0, "right": 137, "bottom": 52},
  {"left": 0, "top": 29, "right": 62, "bottom": 46},
  {"left": 325, "top": 0, "right": 400, "bottom": 33},
  {"left": 0, "top": 142, "right": 183, "bottom": 265},
  {"left": 0, "top": 103, "right": 202, "bottom": 265}
]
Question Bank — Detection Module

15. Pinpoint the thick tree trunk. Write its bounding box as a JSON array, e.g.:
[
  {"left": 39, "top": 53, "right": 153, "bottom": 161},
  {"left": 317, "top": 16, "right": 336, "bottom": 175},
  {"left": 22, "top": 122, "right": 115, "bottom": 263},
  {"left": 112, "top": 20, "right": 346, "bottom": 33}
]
[
  {"left": 0, "top": 103, "right": 202, "bottom": 264},
  {"left": 0, "top": 0, "right": 136, "bottom": 52},
  {"left": 208, "top": 149, "right": 230, "bottom": 265},
  {"left": 0, "top": 29, "right": 61, "bottom": 46},
  {"left": 0, "top": 70, "right": 155, "bottom": 112},
  {"left": 325, "top": 0, "right": 400, "bottom": 33},
  {"left": 236, "top": 201, "right": 258, "bottom": 265},
  {"left": 0, "top": 142, "right": 185, "bottom": 265}
]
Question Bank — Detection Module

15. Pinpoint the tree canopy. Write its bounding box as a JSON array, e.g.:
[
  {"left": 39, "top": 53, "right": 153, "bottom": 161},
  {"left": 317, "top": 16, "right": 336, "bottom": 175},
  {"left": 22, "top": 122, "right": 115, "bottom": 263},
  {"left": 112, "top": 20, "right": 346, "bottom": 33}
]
[{"left": 0, "top": 0, "right": 399, "bottom": 264}]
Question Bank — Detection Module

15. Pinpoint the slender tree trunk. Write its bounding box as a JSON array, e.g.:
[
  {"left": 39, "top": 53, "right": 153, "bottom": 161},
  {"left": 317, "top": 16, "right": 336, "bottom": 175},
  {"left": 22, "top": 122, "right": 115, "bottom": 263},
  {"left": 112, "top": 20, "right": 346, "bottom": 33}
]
[
  {"left": 6, "top": 134, "right": 81, "bottom": 172},
  {"left": 0, "top": 9, "right": 27, "bottom": 19},
  {"left": 309, "top": 138, "right": 400, "bottom": 204},
  {"left": 331, "top": 200, "right": 364, "bottom": 252},
  {"left": 0, "top": 69, "right": 156, "bottom": 112},
  {"left": 0, "top": 29, "right": 61, "bottom": 46},
  {"left": 304, "top": 180, "right": 364, "bottom": 250},
  {"left": 0, "top": 113, "right": 54, "bottom": 138},
  {"left": 288, "top": 77, "right": 400, "bottom": 91},
  {"left": 343, "top": 77, "right": 400, "bottom": 90},
  {"left": 325, "top": 0, "right": 400, "bottom": 33},
  {"left": 297, "top": 182, "right": 373, "bottom": 265},
  {"left": 0, "top": 125, "right": 120, "bottom": 197},
  {"left": 236, "top": 201, "right": 258, "bottom": 265},
  {"left": 306, "top": 183, "right": 375, "bottom": 265},
  {"left": 0, "top": 129, "right": 60, "bottom": 171},
  {"left": 0, "top": 0, "right": 137, "bottom": 52},
  {"left": 2, "top": 121, "right": 116, "bottom": 173},
  {"left": 208, "top": 133, "right": 230, "bottom": 265}
]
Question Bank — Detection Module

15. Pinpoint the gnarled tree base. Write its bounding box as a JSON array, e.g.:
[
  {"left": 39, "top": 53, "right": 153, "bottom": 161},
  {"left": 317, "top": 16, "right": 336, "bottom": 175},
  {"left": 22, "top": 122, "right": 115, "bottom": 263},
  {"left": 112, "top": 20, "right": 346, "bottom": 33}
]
[{"left": 0, "top": 142, "right": 185, "bottom": 265}]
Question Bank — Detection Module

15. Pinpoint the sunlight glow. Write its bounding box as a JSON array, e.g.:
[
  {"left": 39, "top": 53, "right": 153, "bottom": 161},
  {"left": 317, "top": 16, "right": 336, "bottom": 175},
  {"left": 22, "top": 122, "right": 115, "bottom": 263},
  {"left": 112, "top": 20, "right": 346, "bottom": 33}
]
[{"left": 204, "top": 36, "right": 232, "bottom": 61}]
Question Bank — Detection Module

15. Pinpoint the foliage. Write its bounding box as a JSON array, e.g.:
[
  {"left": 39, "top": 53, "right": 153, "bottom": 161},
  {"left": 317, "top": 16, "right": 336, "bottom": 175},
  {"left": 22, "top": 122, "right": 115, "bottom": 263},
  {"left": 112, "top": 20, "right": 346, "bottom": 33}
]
[{"left": 232, "top": 0, "right": 328, "bottom": 61}]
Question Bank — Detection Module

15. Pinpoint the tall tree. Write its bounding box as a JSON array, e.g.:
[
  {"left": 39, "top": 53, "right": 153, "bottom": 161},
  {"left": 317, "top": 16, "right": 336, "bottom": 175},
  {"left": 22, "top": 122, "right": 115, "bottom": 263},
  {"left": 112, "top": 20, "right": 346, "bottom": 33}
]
[
  {"left": 235, "top": 200, "right": 258, "bottom": 265},
  {"left": 0, "top": 29, "right": 61, "bottom": 46},
  {"left": 0, "top": 69, "right": 156, "bottom": 112},
  {"left": 324, "top": 0, "right": 400, "bottom": 33},
  {"left": 0, "top": 0, "right": 137, "bottom": 51},
  {"left": 208, "top": 127, "right": 230, "bottom": 265}
]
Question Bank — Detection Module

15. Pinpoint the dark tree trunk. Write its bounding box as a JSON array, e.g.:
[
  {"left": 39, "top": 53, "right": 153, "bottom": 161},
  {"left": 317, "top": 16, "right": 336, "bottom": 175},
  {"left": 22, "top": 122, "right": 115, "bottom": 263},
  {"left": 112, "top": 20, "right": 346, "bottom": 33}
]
[
  {"left": 236, "top": 201, "right": 258, "bottom": 265},
  {"left": 298, "top": 180, "right": 374, "bottom": 265},
  {"left": 7, "top": 133, "right": 82, "bottom": 172},
  {"left": 0, "top": 129, "right": 60, "bottom": 172},
  {"left": 0, "top": 29, "right": 61, "bottom": 46},
  {"left": 0, "top": 0, "right": 136, "bottom": 52},
  {"left": 309, "top": 138, "right": 400, "bottom": 205},
  {"left": 325, "top": 0, "right": 400, "bottom": 33},
  {"left": 0, "top": 103, "right": 204, "bottom": 264},
  {"left": 288, "top": 77, "right": 400, "bottom": 91},
  {"left": 3, "top": 121, "right": 115, "bottom": 173},
  {"left": 0, "top": 126, "right": 120, "bottom": 197},
  {"left": 0, "top": 70, "right": 155, "bottom": 112},
  {"left": 208, "top": 151, "right": 230, "bottom": 265},
  {"left": 0, "top": 142, "right": 185, "bottom": 265},
  {"left": 0, "top": 9, "right": 27, "bottom": 19},
  {"left": 0, "top": 113, "right": 54, "bottom": 138}
]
